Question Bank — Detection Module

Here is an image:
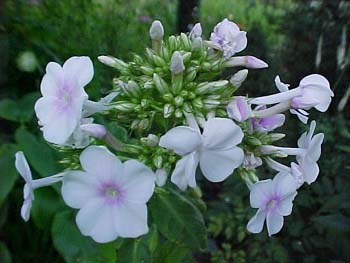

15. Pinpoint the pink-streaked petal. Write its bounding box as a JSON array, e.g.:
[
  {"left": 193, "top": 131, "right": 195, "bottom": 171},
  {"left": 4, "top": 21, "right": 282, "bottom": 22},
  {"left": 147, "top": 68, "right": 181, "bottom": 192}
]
[
  {"left": 266, "top": 211, "right": 284, "bottom": 236},
  {"left": 76, "top": 198, "right": 118, "bottom": 243},
  {"left": 79, "top": 146, "right": 122, "bottom": 182},
  {"left": 114, "top": 202, "right": 148, "bottom": 238},
  {"left": 202, "top": 118, "right": 243, "bottom": 149},
  {"left": 247, "top": 208, "right": 266, "bottom": 234},
  {"left": 120, "top": 160, "right": 155, "bottom": 204},
  {"left": 199, "top": 147, "right": 244, "bottom": 183},
  {"left": 159, "top": 126, "right": 201, "bottom": 155},
  {"left": 61, "top": 171, "right": 99, "bottom": 209},
  {"left": 250, "top": 179, "right": 273, "bottom": 208},
  {"left": 15, "top": 151, "right": 32, "bottom": 182},
  {"left": 63, "top": 56, "right": 94, "bottom": 88}
]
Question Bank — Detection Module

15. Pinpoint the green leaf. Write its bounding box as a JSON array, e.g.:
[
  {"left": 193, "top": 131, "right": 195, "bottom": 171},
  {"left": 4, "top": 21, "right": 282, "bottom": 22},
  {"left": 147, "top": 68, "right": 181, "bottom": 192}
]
[
  {"left": 0, "top": 99, "right": 20, "bottom": 122},
  {"left": 31, "top": 187, "right": 66, "bottom": 230},
  {"left": 18, "top": 92, "right": 40, "bottom": 122},
  {"left": 0, "top": 144, "right": 18, "bottom": 205},
  {"left": 0, "top": 242, "right": 12, "bottom": 263},
  {"left": 116, "top": 238, "right": 151, "bottom": 263},
  {"left": 0, "top": 92, "right": 39, "bottom": 123},
  {"left": 153, "top": 241, "right": 192, "bottom": 263},
  {"left": 15, "top": 127, "right": 61, "bottom": 176},
  {"left": 52, "top": 210, "right": 117, "bottom": 263},
  {"left": 150, "top": 188, "right": 207, "bottom": 250}
]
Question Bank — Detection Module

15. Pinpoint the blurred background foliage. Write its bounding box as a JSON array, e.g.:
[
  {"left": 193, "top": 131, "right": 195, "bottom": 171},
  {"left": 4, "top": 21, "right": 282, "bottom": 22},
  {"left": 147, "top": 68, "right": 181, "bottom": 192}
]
[{"left": 0, "top": 0, "right": 349, "bottom": 262}]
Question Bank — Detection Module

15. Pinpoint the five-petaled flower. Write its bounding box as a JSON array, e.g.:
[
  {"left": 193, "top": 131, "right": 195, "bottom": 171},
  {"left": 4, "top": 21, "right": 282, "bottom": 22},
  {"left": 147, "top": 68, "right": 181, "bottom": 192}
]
[
  {"left": 159, "top": 115, "right": 244, "bottom": 191},
  {"left": 35, "top": 56, "right": 93, "bottom": 144},
  {"left": 208, "top": 18, "right": 247, "bottom": 58},
  {"left": 61, "top": 146, "right": 156, "bottom": 243},
  {"left": 247, "top": 173, "right": 297, "bottom": 236}
]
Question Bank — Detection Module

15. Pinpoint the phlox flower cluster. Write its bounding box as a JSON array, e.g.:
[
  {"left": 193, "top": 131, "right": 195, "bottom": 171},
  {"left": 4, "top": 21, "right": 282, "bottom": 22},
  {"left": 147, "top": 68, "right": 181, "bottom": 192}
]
[{"left": 15, "top": 18, "right": 333, "bottom": 242}]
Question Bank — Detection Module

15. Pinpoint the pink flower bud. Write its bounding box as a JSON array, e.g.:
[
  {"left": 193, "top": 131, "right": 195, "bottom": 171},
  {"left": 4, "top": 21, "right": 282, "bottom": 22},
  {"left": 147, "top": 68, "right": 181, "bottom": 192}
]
[
  {"left": 80, "top": 124, "right": 107, "bottom": 139},
  {"left": 227, "top": 96, "right": 251, "bottom": 122}
]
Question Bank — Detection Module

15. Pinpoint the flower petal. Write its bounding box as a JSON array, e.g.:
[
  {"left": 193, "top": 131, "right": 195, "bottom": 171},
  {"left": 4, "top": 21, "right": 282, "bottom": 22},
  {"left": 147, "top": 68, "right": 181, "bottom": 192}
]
[
  {"left": 15, "top": 151, "right": 32, "bottom": 182},
  {"left": 305, "top": 133, "right": 324, "bottom": 162},
  {"left": 171, "top": 152, "right": 199, "bottom": 191},
  {"left": 79, "top": 146, "right": 122, "bottom": 182},
  {"left": 21, "top": 198, "right": 32, "bottom": 222},
  {"left": 266, "top": 211, "right": 284, "bottom": 236},
  {"left": 76, "top": 198, "right": 118, "bottom": 243},
  {"left": 61, "top": 171, "right": 99, "bottom": 209},
  {"left": 233, "top": 31, "right": 247, "bottom": 53},
  {"left": 40, "top": 62, "right": 63, "bottom": 97},
  {"left": 114, "top": 202, "right": 148, "bottom": 238},
  {"left": 202, "top": 118, "right": 243, "bottom": 149},
  {"left": 277, "top": 192, "right": 297, "bottom": 216},
  {"left": 274, "top": 76, "right": 290, "bottom": 92},
  {"left": 273, "top": 172, "right": 297, "bottom": 197},
  {"left": 199, "top": 147, "right": 244, "bottom": 183},
  {"left": 63, "top": 56, "right": 94, "bottom": 88},
  {"left": 247, "top": 208, "right": 266, "bottom": 234},
  {"left": 300, "top": 161, "right": 319, "bottom": 184},
  {"left": 250, "top": 179, "right": 273, "bottom": 208},
  {"left": 120, "top": 160, "right": 155, "bottom": 203},
  {"left": 159, "top": 126, "right": 201, "bottom": 155}
]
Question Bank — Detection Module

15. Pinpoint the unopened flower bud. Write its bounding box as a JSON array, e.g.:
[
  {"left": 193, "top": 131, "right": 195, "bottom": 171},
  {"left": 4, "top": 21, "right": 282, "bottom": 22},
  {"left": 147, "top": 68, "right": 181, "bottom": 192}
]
[
  {"left": 180, "top": 33, "right": 192, "bottom": 50},
  {"left": 144, "top": 134, "right": 159, "bottom": 147},
  {"left": 170, "top": 51, "right": 185, "bottom": 74},
  {"left": 153, "top": 155, "right": 163, "bottom": 169},
  {"left": 98, "top": 56, "right": 128, "bottom": 70},
  {"left": 227, "top": 96, "right": 251, "bottom": 122},
  {"left": 189, "top": 23, "right": 202, "bottom": 40},
  {"left": 223, "top": 56, "right": 268, "bottom": 69},
  {"left": 155, "top": 168, "right": 168, "bottom": 187},
  {"left": 230, "top": 69, "right": 248, "bottom": 88},
  {"left": 164, "top": 104, "right": 174, "bottom": 118},
  {"left": 149, "top": 20, "right": 164, "bottom": 41},
  {"left": 80, "top": 124, "right": 106, "bottom": 139},
  {"left": 246, "top": 56, "right": 269, "bottom": 69},
  {"left": 269, "top": 133, "right": 286, "bottom": 142},
  {"left": 175, "top": 108, "right": 183, "bottom": 118}
]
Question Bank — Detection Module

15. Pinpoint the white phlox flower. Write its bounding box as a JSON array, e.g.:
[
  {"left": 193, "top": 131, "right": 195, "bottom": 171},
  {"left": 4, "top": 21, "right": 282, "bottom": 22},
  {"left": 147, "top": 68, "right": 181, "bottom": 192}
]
[
  {"left": 250, "top": 75, "right": 333, "bottom": 124},
  {"left": 159, "top": 115, "right": 244, "bottom": 191},
  {"left": 35, "top": 56, "right": 93, "bottom": 144},
  {"left": 247, "top": 173, "right": 298, "bottom": 236},
  {"left": 208, "top": 18, "right": 247, "bottom": 58},
  {"left": 61, "top": 146, "right": 156, "bottom": 243},
  {"left": 15, "top": 151, "right": 64, "bottom": 221}
]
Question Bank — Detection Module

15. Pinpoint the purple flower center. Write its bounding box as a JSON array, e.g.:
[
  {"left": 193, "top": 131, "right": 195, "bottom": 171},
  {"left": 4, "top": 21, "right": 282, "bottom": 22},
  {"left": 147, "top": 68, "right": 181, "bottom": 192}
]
[
  {"left": 266, "top": 197, "right": 280, "bottom": 212},
  {"left": 99, "top": 182, "right": 125, "bottom": 205}
]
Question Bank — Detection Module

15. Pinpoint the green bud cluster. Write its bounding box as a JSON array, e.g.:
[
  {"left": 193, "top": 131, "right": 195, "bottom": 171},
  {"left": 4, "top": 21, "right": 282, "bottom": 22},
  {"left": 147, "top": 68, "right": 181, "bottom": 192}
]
[{"left": 104, "top": 33, "right": 234, "bottom": 135}]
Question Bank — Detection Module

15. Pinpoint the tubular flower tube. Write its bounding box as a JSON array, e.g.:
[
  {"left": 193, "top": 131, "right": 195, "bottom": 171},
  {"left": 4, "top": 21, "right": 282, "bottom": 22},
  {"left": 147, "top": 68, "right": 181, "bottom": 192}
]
[{"left": 250, "top": 75, "right": 333, "bottom": 123}]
